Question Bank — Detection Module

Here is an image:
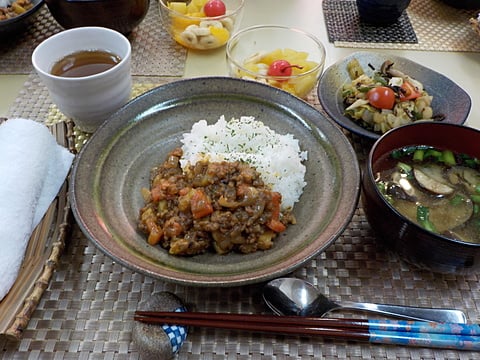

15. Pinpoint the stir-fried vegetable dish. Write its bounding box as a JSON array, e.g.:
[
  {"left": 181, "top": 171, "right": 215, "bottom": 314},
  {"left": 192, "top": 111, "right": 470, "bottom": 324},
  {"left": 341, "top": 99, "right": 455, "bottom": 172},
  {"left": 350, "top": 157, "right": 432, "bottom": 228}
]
[
  {"left": 138, "top": 148, "right": 296, "bottom": 256},
  {"left": 342, "top": 59, "right": 444, "bottom": 134},
  {"left": 375, "top": 145, "right": 480, "bottom": 243},
  {"left": 0, "top": 0, "right": 33, "bottom": 20}
]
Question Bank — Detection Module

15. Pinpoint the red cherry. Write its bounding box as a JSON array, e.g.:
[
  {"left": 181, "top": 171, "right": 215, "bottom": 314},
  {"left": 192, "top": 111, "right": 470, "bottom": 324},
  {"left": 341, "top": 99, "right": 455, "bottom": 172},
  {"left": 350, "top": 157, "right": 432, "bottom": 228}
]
[
  {"left": 268, "top": 60, "right": 292, "bottom": 77},
  {"left": 203, "top": 0, "right": 226, "bottom": 17},
  {"left": 267, "top": 60, "right": 303, "bottom": 79}
]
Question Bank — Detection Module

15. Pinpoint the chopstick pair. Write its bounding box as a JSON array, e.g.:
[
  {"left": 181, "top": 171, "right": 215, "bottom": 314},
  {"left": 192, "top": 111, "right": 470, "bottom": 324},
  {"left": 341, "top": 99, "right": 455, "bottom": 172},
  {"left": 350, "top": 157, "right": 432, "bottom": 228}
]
[{"left": 134, "top": 311, "right": 480, "bottom": 351}]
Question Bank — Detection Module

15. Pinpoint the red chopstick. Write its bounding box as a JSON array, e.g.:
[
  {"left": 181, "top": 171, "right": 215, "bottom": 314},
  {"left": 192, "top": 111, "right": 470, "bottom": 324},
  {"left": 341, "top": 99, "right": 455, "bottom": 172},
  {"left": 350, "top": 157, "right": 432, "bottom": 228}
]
[
  {"left": 133, "top": 311, "right": 480, "bottom": 350},
  {"left": 135, "top": 311, "right": 369, "bottom": 340}
]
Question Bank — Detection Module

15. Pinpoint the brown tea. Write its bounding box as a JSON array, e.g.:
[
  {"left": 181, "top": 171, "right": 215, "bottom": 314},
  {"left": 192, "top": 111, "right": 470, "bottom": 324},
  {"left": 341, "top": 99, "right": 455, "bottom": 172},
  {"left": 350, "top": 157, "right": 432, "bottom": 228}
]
[{"left": 50, "top": 50, "right": 122, "bottom": 78}]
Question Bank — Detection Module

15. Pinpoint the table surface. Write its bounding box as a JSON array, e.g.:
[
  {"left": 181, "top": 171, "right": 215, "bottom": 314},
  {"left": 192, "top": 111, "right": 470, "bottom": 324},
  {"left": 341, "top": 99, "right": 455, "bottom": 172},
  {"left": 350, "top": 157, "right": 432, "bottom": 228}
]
[{"left": 1, "top": 0, "right": 480, "bottom": 359}]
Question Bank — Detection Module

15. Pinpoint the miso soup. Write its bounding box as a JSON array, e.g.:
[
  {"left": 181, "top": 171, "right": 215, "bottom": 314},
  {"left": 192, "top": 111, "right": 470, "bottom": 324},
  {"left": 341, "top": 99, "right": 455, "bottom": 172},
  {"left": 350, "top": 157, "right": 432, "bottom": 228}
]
[{"left": 375, "top": 145, "right": 480, "bottom": 244}]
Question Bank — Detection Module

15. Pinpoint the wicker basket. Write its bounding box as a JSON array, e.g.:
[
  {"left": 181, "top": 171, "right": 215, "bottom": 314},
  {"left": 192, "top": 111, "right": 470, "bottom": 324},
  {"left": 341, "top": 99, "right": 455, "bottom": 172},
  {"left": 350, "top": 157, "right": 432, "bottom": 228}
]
[{"left": 0, "top": 120, "right": 75, "bottom": 341}]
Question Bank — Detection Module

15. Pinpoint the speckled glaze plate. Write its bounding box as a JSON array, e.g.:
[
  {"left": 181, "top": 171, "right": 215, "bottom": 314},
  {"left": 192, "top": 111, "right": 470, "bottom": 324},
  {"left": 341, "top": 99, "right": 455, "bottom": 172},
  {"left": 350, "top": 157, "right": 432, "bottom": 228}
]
[
  {"left": 0, "top": 0, "right": 44, "bottom": 35},
  {"left": 318, "top": 51, "right": 471, "bottom": 141},
  {"left": 70, "top": 77, "right": 361, "bottom": 287}
]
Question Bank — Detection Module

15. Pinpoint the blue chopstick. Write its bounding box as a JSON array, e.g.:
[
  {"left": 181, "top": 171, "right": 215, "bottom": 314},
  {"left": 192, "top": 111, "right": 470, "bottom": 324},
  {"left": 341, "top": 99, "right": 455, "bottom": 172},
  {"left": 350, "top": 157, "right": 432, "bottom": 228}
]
[
  {"left": 368, "top": 321, "right": 480, "bottom": 350},
  {"left": 368, "top": 319, "right": 480, "bottom": 335}
]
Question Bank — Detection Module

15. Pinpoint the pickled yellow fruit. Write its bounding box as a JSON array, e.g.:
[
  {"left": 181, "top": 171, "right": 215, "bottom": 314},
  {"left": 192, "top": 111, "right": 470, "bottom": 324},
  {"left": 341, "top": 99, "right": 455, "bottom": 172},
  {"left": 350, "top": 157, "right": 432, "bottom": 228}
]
[
  {"left": 178, "top": 0, "right": 208, "bottom": 14},
  {"left": 210, "top": 26, "right": 230, "bottom": 45},
  {"left": 171, "top": 17, "right": 199, "bottom": 30},
  {"left": 294, "top": 73, "right": 318, "bottom": 98},
  {"left": 260, "top": 49, "right": 284, "bottom": 65},
  {"left": 168, "top": 2, "right": 188, "bottom": 13},
  {"left": 191, "top": 0, "right": 207, "bottom": 9}
]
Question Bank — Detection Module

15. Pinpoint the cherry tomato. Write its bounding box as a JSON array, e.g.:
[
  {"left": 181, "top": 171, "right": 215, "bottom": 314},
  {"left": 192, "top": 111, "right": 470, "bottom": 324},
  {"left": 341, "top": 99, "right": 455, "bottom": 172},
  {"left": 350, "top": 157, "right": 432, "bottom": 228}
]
[
  {"left": 367, "top": 86, "right": 396, "bottom": 110},
  {"left": 203, "top": 0, "right": 226, "bottom": 17},
  {"left": 399, "top": 81, "right": 421, "bottom": 101}
]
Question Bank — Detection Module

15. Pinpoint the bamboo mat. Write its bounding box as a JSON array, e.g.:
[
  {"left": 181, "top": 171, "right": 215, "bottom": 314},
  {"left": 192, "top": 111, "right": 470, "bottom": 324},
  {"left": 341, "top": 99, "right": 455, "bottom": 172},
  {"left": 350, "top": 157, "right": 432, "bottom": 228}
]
[
  {"left": 323, "top": 0, "right": 480, "bottom": 52},
  {"left": 1, "top": 76, "right": 480, "bottom": 359},
  {"left": 0, "top": 1, "right": 187, "bottom": 76}
]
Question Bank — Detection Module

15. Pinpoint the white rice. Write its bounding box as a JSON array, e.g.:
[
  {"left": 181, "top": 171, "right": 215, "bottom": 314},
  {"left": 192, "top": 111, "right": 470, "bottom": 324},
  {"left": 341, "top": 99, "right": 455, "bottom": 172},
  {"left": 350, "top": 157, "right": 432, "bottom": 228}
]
[{"left": 180, "top": 115, "right": 307, "bottom": 210}]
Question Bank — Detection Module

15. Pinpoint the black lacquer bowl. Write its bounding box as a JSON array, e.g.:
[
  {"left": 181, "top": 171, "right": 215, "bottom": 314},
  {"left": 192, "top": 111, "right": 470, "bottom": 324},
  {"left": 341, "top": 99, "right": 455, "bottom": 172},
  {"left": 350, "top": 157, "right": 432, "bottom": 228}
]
[
  {"left": 362, "top": 122, "right": 480, "bottom": 274},
  {"left": 440, "top": 0, "right": 479, "bottom": 9},
  {"left": 356, "top": 0, "right": 411, "bottom": 25},
  {"left": 44, "top": 0, "right": 149, "bottom": 35}
]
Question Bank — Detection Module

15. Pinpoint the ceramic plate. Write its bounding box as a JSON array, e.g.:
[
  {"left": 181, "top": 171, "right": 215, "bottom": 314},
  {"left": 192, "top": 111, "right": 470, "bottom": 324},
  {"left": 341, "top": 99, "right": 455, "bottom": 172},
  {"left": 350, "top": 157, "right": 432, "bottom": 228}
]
[
  {"left": 70, "top": 77, "right": 361, "bottom": 287},
  {"left": 318, "top": 51, "right": 471, "bottom": 141},
  {"left": 0, "top": 0, "right": 43, "bottom": 35}
]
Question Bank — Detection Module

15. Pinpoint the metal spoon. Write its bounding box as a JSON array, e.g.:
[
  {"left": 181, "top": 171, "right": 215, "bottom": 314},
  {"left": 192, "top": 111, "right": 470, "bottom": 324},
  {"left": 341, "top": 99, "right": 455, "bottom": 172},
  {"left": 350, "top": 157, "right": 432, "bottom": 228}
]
[{"left": 263, "top": 278, "right": 467, "bottom": 323}]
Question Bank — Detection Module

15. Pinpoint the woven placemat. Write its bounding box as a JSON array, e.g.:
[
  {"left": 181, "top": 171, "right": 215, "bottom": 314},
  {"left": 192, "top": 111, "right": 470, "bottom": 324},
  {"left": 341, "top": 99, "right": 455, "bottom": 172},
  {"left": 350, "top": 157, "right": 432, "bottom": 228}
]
[
  {"left": 323, "top": 0, "right": 418, "bottom": 44},
  {"left": 326, "top": 0, "right": 480, "bottom": 52},
  {"left": 0, "top": 1, "right": 187, "bottom": 76},
  {"left": 1, "top": 77, "right": 480, "bottom": 359}
]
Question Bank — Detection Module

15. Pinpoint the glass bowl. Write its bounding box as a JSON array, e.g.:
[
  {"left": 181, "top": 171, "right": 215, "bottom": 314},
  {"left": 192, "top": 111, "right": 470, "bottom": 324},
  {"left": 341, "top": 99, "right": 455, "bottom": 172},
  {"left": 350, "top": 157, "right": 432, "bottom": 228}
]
[
  {"left": 226, "top": 25, "right": 326, "bottom": 99},
  {"left": 158, "top": 0, "right": 244, "bottom": 50}
]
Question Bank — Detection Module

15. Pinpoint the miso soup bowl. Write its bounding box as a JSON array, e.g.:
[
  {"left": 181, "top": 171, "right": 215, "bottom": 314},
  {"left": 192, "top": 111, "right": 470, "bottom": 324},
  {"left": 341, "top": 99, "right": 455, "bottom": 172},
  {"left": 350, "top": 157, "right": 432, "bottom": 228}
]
[{"left": 362, "top": 122, "right": 480, "bottom": 275}]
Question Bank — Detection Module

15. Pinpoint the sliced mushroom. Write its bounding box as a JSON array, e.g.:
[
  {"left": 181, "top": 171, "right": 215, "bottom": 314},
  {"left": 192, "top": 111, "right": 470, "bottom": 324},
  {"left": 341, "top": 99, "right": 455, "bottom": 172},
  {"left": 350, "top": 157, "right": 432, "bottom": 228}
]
[
  {"left": 428, "top": 195, "right": 473, "bottom": 233},
  {"left": 461, "top": 167, "right": 480, "bottom": 188},
  {"left": 395, "top": 195, "right": 473, "bottom": 233},
  {"left": 380, "top": 60, "right": 405, "bottom": 78},
  {"left": 446, "top": 166, "right": 480, "bottom": 192},
  {"left": 413, "top": 165, "right": 454, "bottom": 195},
  {"left": 386, "top": 183, "right": 413, "bottom": 201},
  {"left": 390, "top": 171, "right": 417, "bottom": 199}
]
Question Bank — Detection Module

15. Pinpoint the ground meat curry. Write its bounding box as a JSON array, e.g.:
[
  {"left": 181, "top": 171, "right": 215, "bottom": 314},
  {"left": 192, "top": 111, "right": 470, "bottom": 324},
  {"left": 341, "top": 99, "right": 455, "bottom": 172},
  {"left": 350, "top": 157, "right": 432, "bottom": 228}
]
[{"left": 138, "top": 148, "right": 296, "bottom": 256}]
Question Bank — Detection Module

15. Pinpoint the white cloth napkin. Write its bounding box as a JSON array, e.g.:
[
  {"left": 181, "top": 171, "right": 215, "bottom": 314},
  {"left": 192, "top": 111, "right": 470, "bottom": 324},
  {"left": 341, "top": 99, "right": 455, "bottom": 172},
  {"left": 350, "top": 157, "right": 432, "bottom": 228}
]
[{"left": 0, "top": 118, "right": 74, "bottom": 301}]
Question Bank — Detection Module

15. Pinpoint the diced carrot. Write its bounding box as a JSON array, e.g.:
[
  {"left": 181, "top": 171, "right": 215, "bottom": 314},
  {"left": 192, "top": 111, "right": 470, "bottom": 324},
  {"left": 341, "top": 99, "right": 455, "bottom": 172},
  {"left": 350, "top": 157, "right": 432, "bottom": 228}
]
[
  {"left": 269, "top": 192, "right": 282, "bottom": 219},
  {"left": 151, "top": 185, "right": 164, "bottom": 202},
  {"left": 267, "top": 219, "right": 286, "bottom": 233},
  {"left": 164, "top": 219, "right": 183, "bottom": 237},
  {"left": 190, "top": 189, "right": 213, "bottom": 219},
  {"left": 146, "top": 218, "right": 163, "bottom": 245},
  {"left": 179, "top": 187, "right": 191, "bottom": 196},
  {"left": 266, "top": 192, "right": 286, "bottom": 233}
]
